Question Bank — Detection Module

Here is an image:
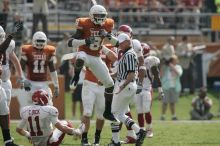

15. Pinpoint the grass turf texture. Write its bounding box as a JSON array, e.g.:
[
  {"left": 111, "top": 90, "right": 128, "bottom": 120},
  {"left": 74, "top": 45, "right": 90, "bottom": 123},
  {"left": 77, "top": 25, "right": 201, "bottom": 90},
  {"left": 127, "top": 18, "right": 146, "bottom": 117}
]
[{"left": 1, "top": 91, "right": 220, "bottom": 146}]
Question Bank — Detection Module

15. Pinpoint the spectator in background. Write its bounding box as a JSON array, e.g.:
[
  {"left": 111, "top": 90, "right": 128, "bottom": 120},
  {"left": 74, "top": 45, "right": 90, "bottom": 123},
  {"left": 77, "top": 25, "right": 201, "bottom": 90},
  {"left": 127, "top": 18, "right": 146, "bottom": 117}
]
[
  {"left": 190, "top": 87, "right": 213, "bottom": 120},
  {"left": 161, "top": 36, "right": 175, "bottom": 65},
  {"left": 176, "top": 36, "right": 195, "bottom": 94},
  {"left": 160, "top": 55, "right": 183, "bottom": 120},
  {"left": 215, "top": 0, "right": 220, "bottom": 13},
  {"left": 182, "top": 0, "right": 202, "bottom": 29},
  {"left": 32, "top": 0, "right": 57, "bottom": 36},
  {"left": 0, "top": 0, "right": 10, "bottom": 29},
  {"left": 6, "top": 12, "right": 29, "bottom": 58}
]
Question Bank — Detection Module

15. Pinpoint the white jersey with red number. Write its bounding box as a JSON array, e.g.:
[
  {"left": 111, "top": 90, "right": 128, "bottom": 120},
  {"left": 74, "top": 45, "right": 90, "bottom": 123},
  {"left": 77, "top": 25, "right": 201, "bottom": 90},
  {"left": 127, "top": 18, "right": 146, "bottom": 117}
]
[
  {"left": 18, "top": 105, "right": 59, "bottom": 138},
  {"left": 1, "top": 40, "right": 15, "bottom": 81},
  {"left": 142, "top": 56, "right": 160, "bottom": 90},
  {"left": 132, "top": 39, "right": 143, "bottom": 58}
]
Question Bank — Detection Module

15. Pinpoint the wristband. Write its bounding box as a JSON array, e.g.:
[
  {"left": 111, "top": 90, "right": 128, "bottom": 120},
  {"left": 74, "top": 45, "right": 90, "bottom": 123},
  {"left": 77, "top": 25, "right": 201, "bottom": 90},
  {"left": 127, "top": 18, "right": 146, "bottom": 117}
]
[{"left": 102, "top": 46, "right": 110, "bottom": 55}]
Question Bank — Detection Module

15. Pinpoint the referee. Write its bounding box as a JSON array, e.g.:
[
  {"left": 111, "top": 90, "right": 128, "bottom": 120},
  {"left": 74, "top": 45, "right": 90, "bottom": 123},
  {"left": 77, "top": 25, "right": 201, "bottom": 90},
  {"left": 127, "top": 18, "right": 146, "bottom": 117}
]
[{"left": 108, "top": 33, "right": 146, "bottom": 146}]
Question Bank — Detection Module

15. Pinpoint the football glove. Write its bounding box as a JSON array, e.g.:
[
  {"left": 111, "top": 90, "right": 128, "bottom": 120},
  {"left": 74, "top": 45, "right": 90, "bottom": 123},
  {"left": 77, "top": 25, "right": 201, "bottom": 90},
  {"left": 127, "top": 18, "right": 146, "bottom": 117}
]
[
  {"left": 85, "top": 36, "right": 95, "bottom": 47},
  {"left": 69, "top": 74, "right": 80, "bottom": 90},
  {"left": 23, "top": 80, "right": 31, "bottom": 91}
]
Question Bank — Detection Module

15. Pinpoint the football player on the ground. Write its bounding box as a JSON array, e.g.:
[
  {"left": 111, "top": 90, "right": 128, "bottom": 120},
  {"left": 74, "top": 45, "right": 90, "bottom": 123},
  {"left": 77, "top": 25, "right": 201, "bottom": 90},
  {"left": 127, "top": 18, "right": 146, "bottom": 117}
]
[
  {"left": 0, "top": 23, "right": 24, "bottom": 146},
  {"left": 134, "top": 43, "right": 165, "bottom": 138},
  {"left": 16, "top": 89, "right": 85, "bottom": 146},
  {"left": 80, "top": 44, "right": 117, "bottom": 146},
  {"left": 67, "top": 4, "right": 119, "bottom": 122},
  {"left": 117, "top": 25, "right": 145, "bottom": 144},
  {"left": 20, "top": 31, "right": 59, "bottom": 106}
]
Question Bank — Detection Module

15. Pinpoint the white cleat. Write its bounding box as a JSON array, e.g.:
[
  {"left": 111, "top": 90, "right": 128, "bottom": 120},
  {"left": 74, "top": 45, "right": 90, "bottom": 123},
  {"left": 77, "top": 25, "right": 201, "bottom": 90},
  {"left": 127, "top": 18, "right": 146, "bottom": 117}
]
[{"left": 146, "top": 128, "right": 153, "bottom": 138}]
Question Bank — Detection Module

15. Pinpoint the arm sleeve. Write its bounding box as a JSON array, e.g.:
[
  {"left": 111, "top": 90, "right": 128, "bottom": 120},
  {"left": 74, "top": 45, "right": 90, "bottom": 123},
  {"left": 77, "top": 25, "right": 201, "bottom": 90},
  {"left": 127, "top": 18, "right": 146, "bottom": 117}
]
[
  {"left": 17, "top": 119, "right": 27, "bottom": 129},
  {"left": 49, "top": 106, "right": 59, "bottom": 125}
]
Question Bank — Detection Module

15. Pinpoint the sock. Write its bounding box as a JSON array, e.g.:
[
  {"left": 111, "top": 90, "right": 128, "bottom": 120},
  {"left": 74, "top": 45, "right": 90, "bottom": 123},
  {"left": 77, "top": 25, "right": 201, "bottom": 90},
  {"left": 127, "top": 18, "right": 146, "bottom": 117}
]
[
  {"left": 127, "top": 130, "right": 136, "bottom": 139},
  {"left": 131, "top": 123, "right": 140, "bottom": 134},
  {"left": 125, "top": 112, "right": 133, "bottom": 130},
  {"left": 111, "top": 123, "right": 120, "bottom": 143},
  {"left": 2, "top": 129, "right": 11, "bottom": 142},
  {"left": 145, "top": 112, "right": 152, "bottom": 125},
  {"left": 95, "top": 129, "right": 101, "bottom": 137},
  {"left": 82, "top": 132, "right": 88, "bottom": 140},
  {"left": 138, "top": 113, "right": 144, "bottom": 127}
]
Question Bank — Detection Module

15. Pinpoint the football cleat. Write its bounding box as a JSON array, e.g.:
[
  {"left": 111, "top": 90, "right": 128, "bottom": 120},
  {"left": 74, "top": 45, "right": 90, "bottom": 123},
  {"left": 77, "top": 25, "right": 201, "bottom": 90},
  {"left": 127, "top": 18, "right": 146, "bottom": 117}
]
[
  {"left": 146, "top": 128, "right": 153, "bottom": 138},
  {"left": 5, "top": 142, "right": 20, "bottom": 146},
  {"left": 81, "top": 138, "right": 91, "bottom": 146},
  {"left": 136, "top": 129, "right": 146, "bottom": 146},
  {"left": 107, "top": 140, "right": 121, "bottom": 146},
  {"left": 92, "top": 135, "right": 100, "bottom": 146},
  {"left": 120, "top": 136, "right": 136, "bottom": 144}
]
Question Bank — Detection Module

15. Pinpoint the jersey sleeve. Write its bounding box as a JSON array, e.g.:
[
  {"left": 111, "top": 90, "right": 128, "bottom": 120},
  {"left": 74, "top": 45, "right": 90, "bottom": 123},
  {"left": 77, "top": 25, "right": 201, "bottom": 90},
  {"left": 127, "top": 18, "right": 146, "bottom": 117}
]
[
  {"left": 48, "top": 46, "right": 56, "bottom": 63},
  {"left": 105, "top": 18, "right": 114, "bottom": 33},
  {"left": 125, "top": 53, "right": 137, "bottom": 72},
  {"left": 17, "top": 119, "right": 27, "bottom": 129},
  {"left": 7, "top": 40, "right": 15, "bottom": 54},
  {"left": 49, "top": 106, "right": 59, "bottom": 125},
  {"left": 132, "top": 39, "right": 143, "bottom": 57},
  {"left": 21, "top": 45, "right": 28, "bottom": 61},
  {"left": 75, "top": 18, "right": 84, "bottom": 30}
]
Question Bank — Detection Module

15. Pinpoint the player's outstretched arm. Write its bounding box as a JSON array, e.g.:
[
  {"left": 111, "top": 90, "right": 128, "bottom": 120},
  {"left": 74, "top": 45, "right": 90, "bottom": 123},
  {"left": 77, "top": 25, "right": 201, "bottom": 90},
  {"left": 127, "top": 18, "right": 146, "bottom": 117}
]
[{"left": 54, "top": 122, "right": 85, "bottom": 137}]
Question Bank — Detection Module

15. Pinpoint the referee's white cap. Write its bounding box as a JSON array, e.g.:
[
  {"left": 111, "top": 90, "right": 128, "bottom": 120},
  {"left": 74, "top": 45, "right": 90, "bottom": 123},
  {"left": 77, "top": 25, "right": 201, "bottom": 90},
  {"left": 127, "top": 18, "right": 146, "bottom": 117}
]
[{"left": 117, "top": 33, "right": 130, "bottom": 43}]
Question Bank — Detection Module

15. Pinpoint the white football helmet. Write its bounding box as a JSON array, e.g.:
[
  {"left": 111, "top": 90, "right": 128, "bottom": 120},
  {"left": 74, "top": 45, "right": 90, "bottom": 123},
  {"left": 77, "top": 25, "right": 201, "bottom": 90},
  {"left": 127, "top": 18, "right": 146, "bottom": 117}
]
[
  {"left": 0, "top": 26, "right": 5, "bottom": 44},
  {"left": 32, "top": 31, "right": 47, "bottom": 49},
  {"left": 89, "top": 5, "right": 107, "bottom": 25}
]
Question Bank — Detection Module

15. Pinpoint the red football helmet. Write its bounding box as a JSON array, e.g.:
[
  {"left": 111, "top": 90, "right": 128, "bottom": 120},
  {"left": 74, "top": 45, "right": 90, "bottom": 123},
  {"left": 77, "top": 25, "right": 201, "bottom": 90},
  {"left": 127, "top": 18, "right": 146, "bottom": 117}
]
[
  {"left": 141, "top": 43, "right": 151, "bottom": 57},
  {"left": 118, "top": 25, "right": 133, "bottom": 37},
  {"left": 32, "top": 89, "right": 49, "bottom": 106}
]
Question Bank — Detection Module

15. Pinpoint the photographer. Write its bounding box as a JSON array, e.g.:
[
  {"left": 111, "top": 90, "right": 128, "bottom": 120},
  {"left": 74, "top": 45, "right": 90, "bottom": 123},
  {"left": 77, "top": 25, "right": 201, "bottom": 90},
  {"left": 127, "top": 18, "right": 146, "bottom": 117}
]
[{"left": 190, "top": 87, "right": 213, "bottom": 120}]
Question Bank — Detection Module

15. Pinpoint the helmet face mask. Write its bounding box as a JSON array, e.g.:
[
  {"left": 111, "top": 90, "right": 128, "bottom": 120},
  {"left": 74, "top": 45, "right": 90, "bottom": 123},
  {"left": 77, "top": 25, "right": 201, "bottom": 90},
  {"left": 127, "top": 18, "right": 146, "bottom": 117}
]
[
  {"left": 141, "top": 43, "right": 150, "bottom": 58},
  {"left": 0, "top": 26, "right": 5, "bottom": 44},
  {"left": 89, "top": 5, "right": 107, "bottom": 25},
  {"left": 32, "top": 31, "right": 47, "bottom": 49}
]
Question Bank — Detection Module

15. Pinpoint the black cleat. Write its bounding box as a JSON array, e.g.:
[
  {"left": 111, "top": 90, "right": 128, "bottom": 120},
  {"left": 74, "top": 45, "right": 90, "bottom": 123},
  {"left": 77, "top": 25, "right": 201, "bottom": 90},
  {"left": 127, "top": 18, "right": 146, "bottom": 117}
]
[
  {"left": 93, "top": 135, "right": 100, "bottom": 145},
  {"left": 5, "top": 142, "right": 20, "bottom": 146},
  {"left": 136, "top": 129, "right": 146, "bottom": 146},
  {"left": 81, "top": 138, "right": 91, "bottom": 146},
  {"left": 107, "top": 140, "right": 121, "bottom": 146}
]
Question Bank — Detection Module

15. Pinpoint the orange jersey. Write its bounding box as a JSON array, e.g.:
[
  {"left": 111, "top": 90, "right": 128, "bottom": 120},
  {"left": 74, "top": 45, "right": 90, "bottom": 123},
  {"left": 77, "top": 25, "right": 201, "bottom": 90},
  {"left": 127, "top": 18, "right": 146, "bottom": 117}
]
[
  {"left": 75, "top": 17, "right": 114, "bottom": 57},
  {"left": 84, "top": 44, "right": 115, "bottom": 83},
  {"left": 21, "top": 45, "right": 56, "bottom": 81}
]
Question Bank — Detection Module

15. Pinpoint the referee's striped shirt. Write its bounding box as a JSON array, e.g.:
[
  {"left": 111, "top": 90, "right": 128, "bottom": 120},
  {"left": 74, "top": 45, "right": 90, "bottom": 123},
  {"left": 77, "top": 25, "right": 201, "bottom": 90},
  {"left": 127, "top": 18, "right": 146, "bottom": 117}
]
[{"left": 117, "top": 48, "right": 138, "bottom": 81}]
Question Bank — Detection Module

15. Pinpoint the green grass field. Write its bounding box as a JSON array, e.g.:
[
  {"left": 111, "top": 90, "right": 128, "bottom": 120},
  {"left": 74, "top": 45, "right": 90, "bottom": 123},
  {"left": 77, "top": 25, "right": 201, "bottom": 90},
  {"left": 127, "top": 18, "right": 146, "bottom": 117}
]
[{"left": 1, "top": 91, "right": 220, "bottom": 146}]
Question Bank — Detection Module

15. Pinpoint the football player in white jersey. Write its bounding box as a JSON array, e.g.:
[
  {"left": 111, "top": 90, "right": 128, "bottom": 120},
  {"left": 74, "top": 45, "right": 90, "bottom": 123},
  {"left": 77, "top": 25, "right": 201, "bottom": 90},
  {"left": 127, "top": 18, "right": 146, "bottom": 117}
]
[
  {"left": 134, "top": 43, "right": 165, "bottom": 138},
  {"left": 117, "top": 25, "right": 146, "bottom": 144},
  {"left": 16, "top": 89, "right": 85, "bottom": 146},
  {"left": 0, "top": 23, "right": 24, "bottom": 146}
]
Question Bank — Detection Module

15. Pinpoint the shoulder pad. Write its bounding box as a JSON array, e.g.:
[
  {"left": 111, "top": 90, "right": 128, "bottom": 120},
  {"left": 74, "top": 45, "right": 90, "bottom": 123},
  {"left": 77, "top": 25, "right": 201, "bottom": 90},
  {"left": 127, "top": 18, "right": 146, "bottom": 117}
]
[
  {"left": 75, "top": 17, "right": 90, "bottom": 29},
  {"left": 48, "top": 106, "right": 59, "bottom": 116}
]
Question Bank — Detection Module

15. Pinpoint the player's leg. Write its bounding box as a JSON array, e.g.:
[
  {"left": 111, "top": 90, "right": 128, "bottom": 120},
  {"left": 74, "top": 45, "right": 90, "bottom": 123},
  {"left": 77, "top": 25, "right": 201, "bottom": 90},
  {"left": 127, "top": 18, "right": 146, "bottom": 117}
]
[
  {"left": 70, "top": 51, "right": 87, "bottom": 88},
  {"left": 0, "top": 87, "right": 19, "bottom": 146},
  {"left": 81, "top": 80, "right": 96, "bottom": 145},
  {"left": 88, "top": 57, "right": 115, "bottom": 121},
  {"left": 48, "top": 120, "right": 73, "bottom": 146},
  {"left": 120, "top": 106, "right": 136, "bottom": 144},
  {"left": 142, "top": 90, "right": 153, "bottom": 138},
  {"left": 93, "top": 86, "right": 105, "bottom": 145}
]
